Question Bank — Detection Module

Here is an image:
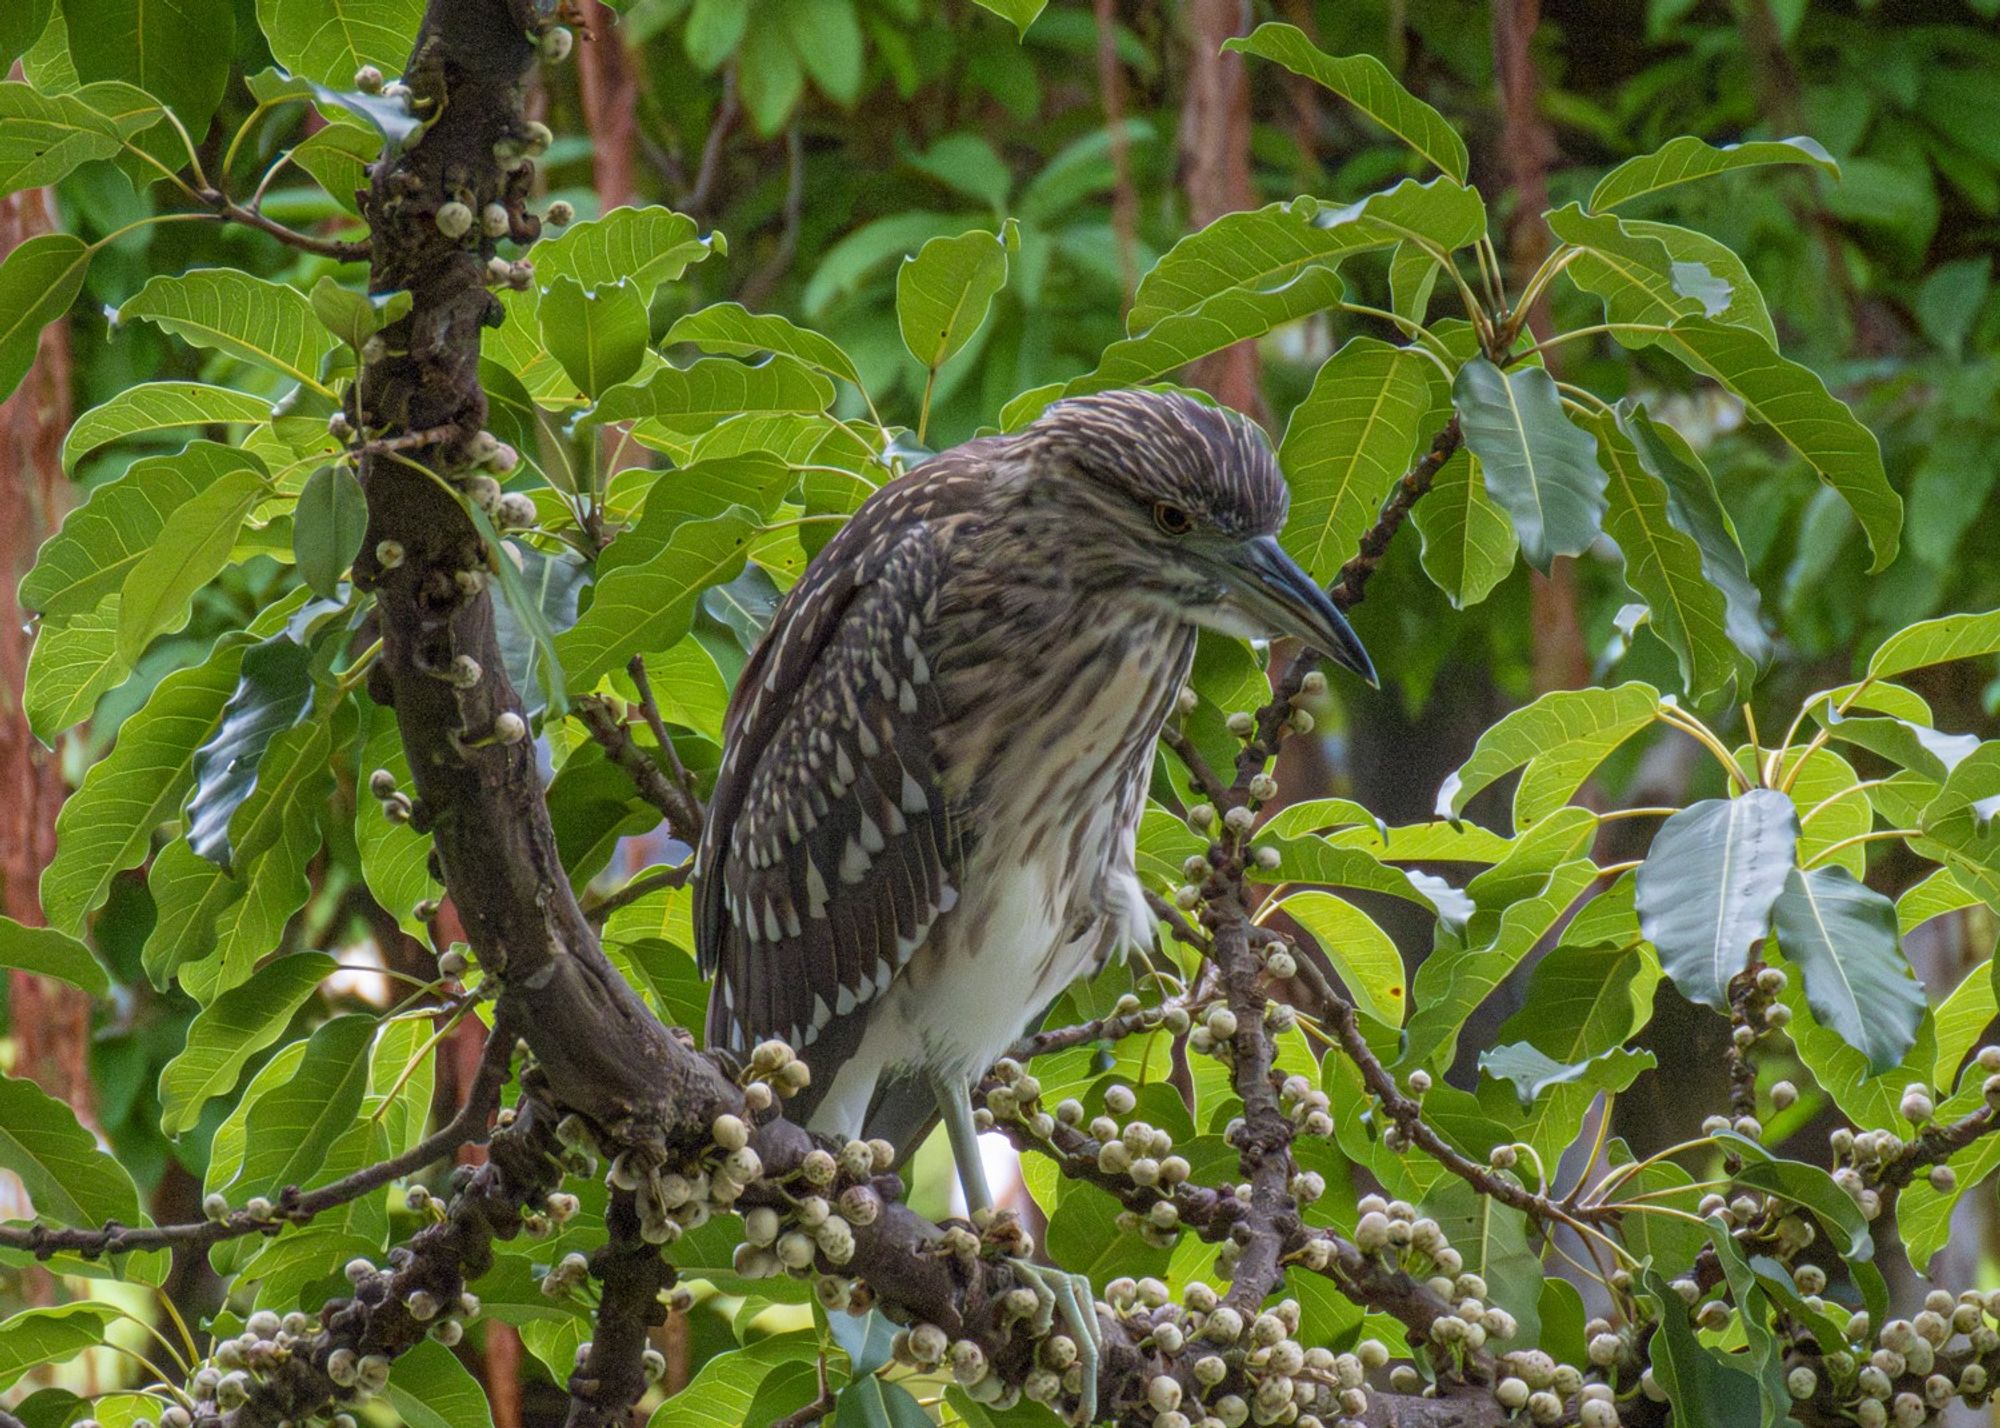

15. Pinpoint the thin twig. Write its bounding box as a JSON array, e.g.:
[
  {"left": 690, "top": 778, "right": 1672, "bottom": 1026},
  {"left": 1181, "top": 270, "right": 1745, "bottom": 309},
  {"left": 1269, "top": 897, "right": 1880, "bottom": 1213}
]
[{"left": 587, "top": 862, "right": 694, "bottom": 926}]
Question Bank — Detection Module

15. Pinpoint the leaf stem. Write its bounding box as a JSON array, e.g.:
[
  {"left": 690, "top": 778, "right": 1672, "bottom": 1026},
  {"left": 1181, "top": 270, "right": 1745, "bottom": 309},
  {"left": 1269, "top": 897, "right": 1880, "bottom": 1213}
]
[
  {"left": 1800, "top": 828, "right": 1918, "bottom": 870},
  {"left": 1509, "top": 321, "right": 1672, "bottom": 366},
  {"left": 1656, "top": 706, "right": 1751, "bottom": 791}
]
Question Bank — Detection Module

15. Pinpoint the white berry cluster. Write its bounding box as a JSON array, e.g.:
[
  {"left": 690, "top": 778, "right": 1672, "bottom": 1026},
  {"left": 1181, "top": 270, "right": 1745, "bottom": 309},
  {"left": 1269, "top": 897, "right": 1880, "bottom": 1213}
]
[{"left": 1491, "top": 1347, "right": 1622, "bottom": 1426}]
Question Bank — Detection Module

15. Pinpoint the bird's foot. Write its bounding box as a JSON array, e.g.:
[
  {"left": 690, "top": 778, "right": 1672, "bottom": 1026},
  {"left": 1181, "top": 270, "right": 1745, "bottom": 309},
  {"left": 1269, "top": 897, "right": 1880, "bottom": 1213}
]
[{"left": 996, "top": 1254, "right": 1102, "bottom": 1426}]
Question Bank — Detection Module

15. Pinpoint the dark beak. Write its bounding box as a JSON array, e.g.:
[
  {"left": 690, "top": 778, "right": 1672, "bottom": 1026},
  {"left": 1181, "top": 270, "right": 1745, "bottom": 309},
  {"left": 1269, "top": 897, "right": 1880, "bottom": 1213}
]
[{"left": 1214, "top": 536, "right": 1378, "bottom": 687}]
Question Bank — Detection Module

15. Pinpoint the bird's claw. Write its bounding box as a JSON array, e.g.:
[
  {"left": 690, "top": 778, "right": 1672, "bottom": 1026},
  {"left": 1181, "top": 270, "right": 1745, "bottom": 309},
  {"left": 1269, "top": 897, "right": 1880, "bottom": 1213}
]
[{"left": 1006, "top": 1258, "right": 1101, "bottom": 1425}]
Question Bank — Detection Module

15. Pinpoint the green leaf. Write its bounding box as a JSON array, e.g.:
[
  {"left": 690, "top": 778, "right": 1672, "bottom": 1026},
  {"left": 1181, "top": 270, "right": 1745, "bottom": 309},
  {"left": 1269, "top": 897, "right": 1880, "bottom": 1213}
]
[
  {"left": 1423, "top": 1180, "right": 1543, "bottom": 1345},
  {"left": 832, "top": 1378, "right": 932, "bottom": 1428},
  {"left": 1635, "top": 791, "right": 1799, "bottom": 1012},
  {"left": 1899, "top": 868, "right": 1981, "bottom": 939},
  {"left": 968, "top": 0, "right": 1045, "bottom": 36},
  {"left": 255, "top": 0, "right": 423, "bottom": 89},
  {"left": 665, "top": 302, "right": 864, "bottom": 390},
  {"left": 1130, "top": 177, "right": 1484, "bottom": 334},
  {"left": 1452, "top": 357, "right": 1607, "bottom": 572},
  {"left": 897, "top": 223, "right": 1013, "bottom": 374},
  {"left": 541, "top": 275, "right": 649, "bottom": 400},
  {"left": 384, "top": 1339, "right": 496, "bottom": 1428},
  {"left": 1268, "top": 891, "right": 1405, "bottom": 1027},
  {"left": 0, "top": 1305, "right": 115, "bottom": 1393},
  {"left": 1713, "top": 1130, "right": 1872, "bottom": 1264},
  {"left": 291, "top": 121, "right": 379, "bottom": 215},
  {"left": 116, "top": 461, "right": 265, "bottom": 665},
  {"left": 647, "top": 1334, "right": 821, "bottom": 1427},
  {"left": 39, "top": 605, "right": 300, "bottom": 934},
  {"left": 1899, "top": 1132, "right": 2000, "bottom": 1275},
  {"left": 1619, "top": 406, "right": 1771, "bottom": 673},
  {"left": 309, "top": 276, "right": 410, "bottom": 352},
  {"left": 590, "top": 356, "right": 834, "bottom": 430},
  {"left": 63, "top": 382, "right": 274, "bottom": 473},
  {"left": 1411, "top": 449, "right": 1516, "bottom": 609},
  {"left": 613, "top": 455, "right": 793, "bottom": 564},
  {"left": 1812, "top": 705, "right": 1977, "bottom": 784},
  {"left": 0, "top": 233, "right": 89, "bottom": 405},
  {"left": 229, "top": 1012, "right": 375, "bottom": 1198},
  {"left": 1657, "top": 316, "right": 1899, "bottom": 571},
  {"left": 26, "top": 441, "right": 258, "bottom": 619},
  {"left": 144, "top": 716, "right": 331, "bottom": 998},
  {"left": 157, "top": 952, "right": 333, "bottom": 1135},
  {"left": 67, "top": 0, "right": 230, "bottom": 139},
  {"left": 1052, "top": 265, "right": 1346, "bottom": 404},
  {"left": 1277, "top": 337, "right": 1432, "bottom": 585},
  {"left": 1626, "top": 218, "right": 1777, "bottom": 345},
  {"left": 0, "top": 81, "right": 139, "bottom": 198},
  {"left": 556, "top": 507, "right": 762, "bottom": 691},
  {"left": 0, "top": 1072, "right": 141, "bottom": 1226},
  {"left": 1770, "top": 865, "right": 1923, "bottom": 1076},
  {"left": 1549, "top": 203, "right": 1713, "bottom": 339},
  {"left": 1641, "top": 1269, "right": 1763, "bottom": 1425},
  {"left": 1866, "top": 609, "right": 2000, "bottom": 680},
  {"left": 535, "top": 205, "right": 724, "bottom": 300},
  {"left": 1223, "top": 23, "right": 1468, "bottom": 181},
  {"left": 0, "top": 0, "right": 52, "bottom": 71},
  {"left": 119, "top": 269, "right": 337, "bottom": 394},
  {"left": 23, "top": 597, "right": 124, "bottom": 742},
  {"left": 0, "top": 916, "right": 109, "bottom": 995},
  {"left": 293, "top": 464, "right": 368, "bottom": 599},
  {"left": 1436, "top": 681, "right": 1661, "bottom": 825},
  {"left": 186, "top": 630, "right": 316, "bottom": 868},
  {"left": 1590, "top": 410, "right": 1745, "bottom": 699},
  {"left": 1589, "top": 134, "right": 1838, "bottom": 212},
  {"left": 1478, "top": 1041, "right": 1656, "bottom": 1106},
  {"left": 1914, "top": 745, "right": 2000, "bottom": 914}
]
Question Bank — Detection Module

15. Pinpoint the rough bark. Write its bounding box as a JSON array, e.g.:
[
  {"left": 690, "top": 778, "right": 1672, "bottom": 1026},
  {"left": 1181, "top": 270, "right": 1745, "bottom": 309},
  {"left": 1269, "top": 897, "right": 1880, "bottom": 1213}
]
[{"left": 1179, "top": 0, "right": 1265, "bottom": 421}]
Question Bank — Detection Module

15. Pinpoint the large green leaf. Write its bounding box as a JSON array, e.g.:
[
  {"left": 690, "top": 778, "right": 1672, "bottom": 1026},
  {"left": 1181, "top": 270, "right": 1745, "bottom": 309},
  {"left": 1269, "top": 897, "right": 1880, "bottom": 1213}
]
[
  {"left": 23, "top": 598, "right": 125, "bottom": 742},
  {"left": 255, "top": 0, "right": 423, "bottom": 89},
  {"left": 186, "top": 630, "right": 316, "bottom": 868},
  {"left": 0, "top": 1305, "right": 115, "bottom": 1393},
  {"left": 0, "top": 1, "right": 52, "bottom": 72},
  {"left": 119, "top": 269, "right": 337, "bottom": 394},
  {"left": 1223, "top": 24, "right": 1467, "bottom": 182},
  {"left": 25, "top": 441, "right": 256, "bottom": 619},
  {"left": 1658, "top": 317, "right": 1900, "bottom": 571},
  {"left": 1900, "top": 1132, "right": 2000, "bottom": 1275},
  {"left": 1452, "top": 357, "right": 1606, "bottom": 572},
  {"left": 647, "top": 1334, "right": 822, "bottom": 1427},
  {"left": 63, "top": 382, "right": 273, "bottom": 473},
  {"left": 293, "top": 463, "right": 368, "bottom": 599},
  {"left": 0, "top": 1072, "right": 140, "bottom": 1227},
  {"left": 1278, "top": 337, "right": 1432, "bottom": 585},
  {"left": 0, "top": 81, "right": 136, "bottom": 197},
  {"left": 611, "top": 455, "right": 792, "bottom": 567},
  {"left": 664, "top": 302, "right": 864, "bottom": 389},
  {"left": 1130, "top": 177, "right": 1484, "bottom": 333},
  {"left": 1866, "top": 609, "right": 2000, "bottom": 680},
  {"left": 540, "top": 275, "right": 649, "bottom": 400},
  {"left": 896, "top": 224, "right": 1012, "bottom": 374},
  {"left": 0, "top": 233, "right": 89, "bottom": 406},
  {"left": 831, "top": 1379, "right": 931, "bottom": 1428},
  {"left": 1267, "top": 890, "right": 1405, "bottom": 1027},
  {"left": 1641, "top": 1269, "right": 1763, "bottom": 1425},
  {"left": 1619, "top": 406, "right": 1771, "bottom": 673},
  {"left": 1624, "top": 219, "right": 1777, "bottom": 345},
  {"left": 1634, "top": 791, "right": 1798, "bottom": 1012},
  {"left": 1589, "top": 135, "right": 1838, "bottom": 213},
  {"left": 1478, "top": 1041, "right": 1656, "bottom": 1106},
  {"left": 1914, "top": 745, "right": 2000, "bottom": 914},
  {"left": 116, "top": 461, "right": 265, "bottom": 665},
  {"left": 157, "top": 951, "right": 334, "bottom": 1135},
  {"left": 1770, "top": 865, "right": 1922, "bottom": 1075},
  {"left": 1436, "top": 681, "right": 1660, "bottom": 825},
  {"left": 556, "top": 507, "right": 762, "bottom": 690},
  {"left": 967, "top": 0, "right": 1044, "bottom": 36},
  {"left": 534, "top": 205, "right": 723, "bottom": 299},
  {"left": 1591, "top": 410, "right": 1743, "bottom": 699},
  {"left": 1422, "top": 1181, "right": 1543, "bottom": 1346},
  {"left": 228, "top": 1012, "right": 375, "bottom": 1198},
  {"left": 143, "top": 716, "right": 331, "bottom": 997},
  {"left": 0, "top": 916, "right": 108, "bottom": 995},
  {"left": 1548, "top": 203, "right": 1720, "bottom": 338},
  {"left": 384, "top": 1339, "right": 497, "bottom": 1428},
  {"left": 590, "top": 356, "right": 834, "bottom": 429},
  {"left": 66, "top": 0, "right": 231, "bottom": 138},
  {"left": 1411, "top": 449, "right": 1516, "bottom": 608}
]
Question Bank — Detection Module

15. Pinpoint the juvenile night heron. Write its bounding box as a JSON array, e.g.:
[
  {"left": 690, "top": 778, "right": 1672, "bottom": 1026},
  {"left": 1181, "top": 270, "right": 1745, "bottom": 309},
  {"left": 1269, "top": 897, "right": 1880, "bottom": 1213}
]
[{"left": 694, "top": 389, "right": 1374, "bottom": 1419}]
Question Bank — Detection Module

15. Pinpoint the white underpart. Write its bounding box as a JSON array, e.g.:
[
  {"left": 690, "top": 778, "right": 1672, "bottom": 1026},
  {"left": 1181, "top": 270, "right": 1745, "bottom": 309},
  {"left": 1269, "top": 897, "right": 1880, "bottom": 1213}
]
[{"left": 809, "top": 647, "right": 1164, "bottom": 1141}]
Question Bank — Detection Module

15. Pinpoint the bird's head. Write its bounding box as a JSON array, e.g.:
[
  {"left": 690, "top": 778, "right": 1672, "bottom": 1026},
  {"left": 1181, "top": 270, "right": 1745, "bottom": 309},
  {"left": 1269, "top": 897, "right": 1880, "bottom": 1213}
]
[{"left": 1015, "top": 389, "right": 1376, "bottom": 685}]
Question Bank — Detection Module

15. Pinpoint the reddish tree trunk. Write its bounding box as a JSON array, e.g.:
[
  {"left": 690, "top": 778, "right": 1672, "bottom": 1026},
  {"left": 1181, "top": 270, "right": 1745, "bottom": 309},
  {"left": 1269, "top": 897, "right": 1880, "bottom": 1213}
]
[
  {"left": 573, "top": 0, "right": 638, "bottom": 209},
  {"left": 1490, "top": 0, "right": 1587, "bottom": 694},
  {"left": 1180, "top": 0, "right": 1265, "bottom": 421},
  {"left": 0, "top": 180, "right": 91, "bottom": 1114}
]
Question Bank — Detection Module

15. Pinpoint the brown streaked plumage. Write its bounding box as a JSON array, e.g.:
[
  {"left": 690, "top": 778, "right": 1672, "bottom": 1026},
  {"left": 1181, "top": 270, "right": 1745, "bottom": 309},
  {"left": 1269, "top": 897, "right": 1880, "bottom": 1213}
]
[{"left": 694, "top": 388, "right": 1375, "bottom": 1153}]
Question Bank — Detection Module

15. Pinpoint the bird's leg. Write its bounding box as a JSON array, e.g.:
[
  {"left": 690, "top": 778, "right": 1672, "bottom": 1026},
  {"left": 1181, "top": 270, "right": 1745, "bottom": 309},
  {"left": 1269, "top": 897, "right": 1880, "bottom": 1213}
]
[{"left": 927, "top": 1071, "right": 1102, "bottom": 1426}]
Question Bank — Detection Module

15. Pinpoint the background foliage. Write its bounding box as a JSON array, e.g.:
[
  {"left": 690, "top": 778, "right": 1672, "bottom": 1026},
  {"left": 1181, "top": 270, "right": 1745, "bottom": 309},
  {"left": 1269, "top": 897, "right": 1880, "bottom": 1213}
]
[{"left": 4, "top": 0, "right": 2000, "bottom": 1425}]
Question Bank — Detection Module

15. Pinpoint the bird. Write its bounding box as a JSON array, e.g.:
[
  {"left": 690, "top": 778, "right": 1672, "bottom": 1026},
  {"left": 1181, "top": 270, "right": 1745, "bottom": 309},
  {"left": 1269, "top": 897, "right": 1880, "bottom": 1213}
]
[{"left": 693, "top": 388, "right": 1375, "bottom": 1421}]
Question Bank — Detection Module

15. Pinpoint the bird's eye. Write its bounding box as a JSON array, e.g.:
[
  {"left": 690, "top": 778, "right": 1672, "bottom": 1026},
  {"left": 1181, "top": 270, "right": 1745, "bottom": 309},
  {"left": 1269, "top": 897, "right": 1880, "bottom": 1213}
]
[{"left": 1153, "top": 503, "right": 1194, "bottom": 536}]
